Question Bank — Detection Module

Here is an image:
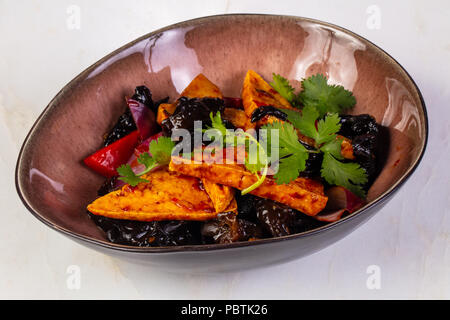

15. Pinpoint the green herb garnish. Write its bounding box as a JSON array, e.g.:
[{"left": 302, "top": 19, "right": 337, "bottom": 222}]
[
  {"left": 117, "top": 136, "right": 175, "bottom": 186},
  {"left": 271, "top": 73, "right": 356, "bottom": 117},
  {"left": 321, "top": 153, "right": 368, "bottom": 197},
  {"left": 268, "top": 73, "right": 367, "bottom": 196},
  {"left": 261, "top": 121, "right": 310, "bottom": 185},
  {"left": 270, "top": 73, "right": 299, "bottom": 107}
]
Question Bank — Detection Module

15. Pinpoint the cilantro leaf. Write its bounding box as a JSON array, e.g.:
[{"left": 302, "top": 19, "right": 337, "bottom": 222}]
[
  {"left": 279, "top": 108, "right": 303, "bottom": 127},
  {"left": 287, "top": 105, "right": 320, "bottom": 140},
  {"left": 275, "top": 106, "right": 368, "bottom": 195},
  {"left": 273, "top": 153, "right": 308, "bottom": 185},
  {"left": 240, "top": 131, "right": 269, "bottom": 194},
  {"left": 137, "top": 152, "right": 156, "bottom": 167},
  {"left": 244, "top": 139, "right": 267, "bottom": 175},
  {"left": 149, "top": 136, "right": 175, "bottom": 165},
  {"left": 315, "top": 113, "right": 341, "bottom": 145},
  {"left": 283, "top": 105, "right": 341, "bottom": 146},
  {"left": 208, "top": 112, "right": 228, "bottom": 137},
  {"left": 262, "top": 121, "right": 309, "bottom": 184},
  {"left": 320, "top": 137, "right": 344, "bottom": 160},
  {"left": 206, "top": 112, "right": 237, "bottom": 146},
  {"left": 117, "top": 164, "right": 149, "bottom": 186},
  {"left": 117, "top": 136, "right": 175, "bottom": 187},
  {"left": 320, "top": 152, "right": 368, "bottom": 197},
  {"left": 270, "top": 73, "right": 298, "bottom": 106},
  {"left": 299, "top": 74, "right": 356, "bottom": 117}
]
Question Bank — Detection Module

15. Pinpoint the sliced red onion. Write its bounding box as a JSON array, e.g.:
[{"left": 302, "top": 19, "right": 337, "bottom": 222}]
[
  {"left": 314, "top": 186, "right": 365, "bottom": 222},
  {"left": 315, "top": 209, "right": 347, "bottom": 222},
  {"left": 127, "top": 98, "right": 157, "bottom": 140},
  {"left": 343, "top": 188, "right": 365, "bottom": 213}
]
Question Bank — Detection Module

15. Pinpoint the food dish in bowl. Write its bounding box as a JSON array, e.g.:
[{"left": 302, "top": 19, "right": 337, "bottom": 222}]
[
  {"left": 84, "top": 70, "right": 380, "bottom": 246},
  {"left": 15, "top": 15, "right": 427, "bottom": 272}
]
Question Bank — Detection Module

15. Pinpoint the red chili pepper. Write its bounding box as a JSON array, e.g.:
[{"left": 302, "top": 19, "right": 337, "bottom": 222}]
[{"left": 83, "top": 130, "right": 140, "bottom": 177}]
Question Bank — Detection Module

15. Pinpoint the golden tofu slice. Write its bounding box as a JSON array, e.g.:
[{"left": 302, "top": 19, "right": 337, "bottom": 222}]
[
  {"left": 222, "top": 107, "right": 253, "bottom": 130},
  {"left": 156, "top": 103, "right": 176, "bottom": 125},
  {"left": 169, "top": 157, "right": 328, "bottom": 216},
  {"left": 241, "top": 71, "right": 313, "bottom": 142},
  {"left": 88, "top": 167, "right": 222, "bottom": 221},
  {"left": 156, "top": 73, "right": 223, "bottom": 125},
  {"left": 242, "top": 70, "right": 296, "bottom": 118},
  {"left": 201, "top": 178, "right": 235, "bottom": 213},
  {"left": 180, "top": 73, "right": 223, "bottom": 99},
  {"left": 339, "top": 135, "right": 355, "bottom": 160}
]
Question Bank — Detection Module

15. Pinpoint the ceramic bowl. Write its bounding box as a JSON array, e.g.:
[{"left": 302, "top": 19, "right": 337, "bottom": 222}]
[{"left": 15, "top": 14, "right": 428, "bottom": 272}]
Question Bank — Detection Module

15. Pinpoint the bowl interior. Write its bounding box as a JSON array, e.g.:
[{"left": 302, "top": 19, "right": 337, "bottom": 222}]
[{"left": 16, "top": 15, "right": 427, "bottom": 248}]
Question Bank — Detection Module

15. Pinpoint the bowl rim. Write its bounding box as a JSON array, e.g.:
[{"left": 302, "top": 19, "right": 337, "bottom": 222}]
[{"left": 15, "top": 13, "right": 428, "bottom": 254}]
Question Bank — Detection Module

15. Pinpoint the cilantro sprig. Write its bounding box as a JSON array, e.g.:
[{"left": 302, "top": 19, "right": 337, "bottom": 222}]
[
  {"left": 117, "top": 136, "right": 175, "bottom": 186},
  {"left": 268, "top": 74, "right": 367, "bottom": 197},
  {"left": 299, "top": 74, "right": 356, "bottom": 117},
  {"left": 208, "top": 108, "right": 368, "bottom": 197},
  {"left": 270, "top": 73, "right": 356, "bottom": 117},
  {"left": 261, "top": 121, "right": 311, "bottom": 185},
  {"left": 270, "top": 73, "right": 300, "bottom": 107},
  {"left": 280, "top": 106, "right": 368, "bottom": 196},
  {"left": 282, "top": 106, "right": 340, "bottom": 146},
  {"left": 321, "top": 152, "right": 368, "bottom": 198}
]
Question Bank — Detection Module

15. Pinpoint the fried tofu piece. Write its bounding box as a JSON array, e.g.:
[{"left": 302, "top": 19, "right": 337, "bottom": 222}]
[
  {"left": 222, "top": 107, "right": 253, "bottom": 129},
  {"left": 242, "top": 70, "right": 306, "bottom": 134},
  {"left": 87, "top": 167, "right": 221, "bottom": 221},
  {"left": 169, "top": 157, "right": 328, "bottom": 216},
  {"left": 156, "top": 74, "right": 224, "bottom": 125},
  {"left": 242, "top": 70, "right": 296, "bottom": 122},
  {"left": 180, "top": 73, "right": 223, "bottom": 99},
  {"left": 156, "top": 103, "right": 176, "bottom": 125},
  {"left": 222, "top": 198, "right": 238, "bottom": 214},
  {"left": 339, "top": 135, "right": 355, "bottom": 160},
  {"left": 201, "top": 178, "right": 235, "bottom": 213}
]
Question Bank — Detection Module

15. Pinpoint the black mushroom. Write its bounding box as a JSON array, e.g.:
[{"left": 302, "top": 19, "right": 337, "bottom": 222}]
[
  {"left": 338, "top": 114, "right": 380, "bottom": 186},
  {"left": 250, "top": 105, "right": 288, "bottom": 123},
  {"left": 103, "top": 109, "right": 137, "bottom": 147},
  {"left": 161, "top": 97, "right": 225, "bottom": 138},
  {"left": 131, "top": 85, "right": 154, "bottom": 110},
  {"left": 132, "top": 85, "right": 170, "bottom": 114},
  {"left": 254, "top": 197, "right": 324, "bottom": 237},
  {"left": 201, "top": 211, "right": 262, "bottom": 244},
  {"left": 89, "top": 213, "right": 202, "bottom": 247}
]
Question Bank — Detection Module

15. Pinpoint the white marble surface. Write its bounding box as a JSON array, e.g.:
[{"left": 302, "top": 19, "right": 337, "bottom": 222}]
[{"left": 0, "top": 0, "right": 449, "bottom": 299}]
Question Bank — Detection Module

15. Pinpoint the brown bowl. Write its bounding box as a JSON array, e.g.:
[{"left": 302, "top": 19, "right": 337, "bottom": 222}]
[{"left": 15, "top": 14, "right": 427, "bottom": 272}]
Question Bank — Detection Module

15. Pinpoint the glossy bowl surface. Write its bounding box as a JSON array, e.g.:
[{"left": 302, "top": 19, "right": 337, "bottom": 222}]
[{"left": 16, "top": 14, "right": 427, "bottom": 272}]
